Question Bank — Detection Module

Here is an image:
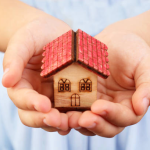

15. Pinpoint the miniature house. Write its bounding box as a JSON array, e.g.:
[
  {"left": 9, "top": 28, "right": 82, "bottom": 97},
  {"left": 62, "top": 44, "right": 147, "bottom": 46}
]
[{"left": 41, "top": 29, "right": 109, "bottom": 111}]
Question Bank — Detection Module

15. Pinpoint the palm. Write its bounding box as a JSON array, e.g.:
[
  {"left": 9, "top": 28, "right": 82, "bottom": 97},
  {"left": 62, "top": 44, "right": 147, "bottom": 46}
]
[
  {"left": 67, "top": 32, "right": 150, "bottom": 137},
  {"left": 2, "top": 19, "right": 71, "bottom": 134},
  {"left": 24, "top": 54, "right": 54, "bottom": 102},
  {"left": 97, "top": 76, "right": 134, "bottom": 103},
  {"left": 96, "top": 32, "right": 149, "bottom": 125},
  {"left": 4, "top": 18, "right": 150, "bottom": 136}
]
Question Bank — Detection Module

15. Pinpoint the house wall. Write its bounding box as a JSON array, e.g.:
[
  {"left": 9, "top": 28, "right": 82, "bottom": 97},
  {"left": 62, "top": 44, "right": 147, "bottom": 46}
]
[{"left": 54, "top": 63, "right": 97, "bottom": 108}]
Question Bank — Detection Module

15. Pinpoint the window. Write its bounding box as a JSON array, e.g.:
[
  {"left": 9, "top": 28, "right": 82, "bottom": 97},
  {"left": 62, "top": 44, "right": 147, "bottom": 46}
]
[
  {"left": 79, "top": 78, "right": 92, "bottom": 92},
  {"left": 58, "top": 78, "right": 71, "bottom": 92}
]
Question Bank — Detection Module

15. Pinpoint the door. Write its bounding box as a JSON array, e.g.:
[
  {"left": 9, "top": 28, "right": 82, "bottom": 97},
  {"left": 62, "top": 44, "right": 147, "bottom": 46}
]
[{"left": 71, "top": 93, "right": 80, "bottom": 106}]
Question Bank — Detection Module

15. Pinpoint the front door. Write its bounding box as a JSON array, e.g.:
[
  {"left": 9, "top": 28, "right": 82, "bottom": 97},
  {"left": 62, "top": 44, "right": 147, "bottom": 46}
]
[{"left": 71, "top": 93, "right": 80, "bottom": 106}]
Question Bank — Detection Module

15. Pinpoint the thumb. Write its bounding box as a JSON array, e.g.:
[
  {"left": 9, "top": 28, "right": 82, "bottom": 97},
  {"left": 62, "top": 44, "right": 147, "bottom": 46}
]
[
  {"left": 2, "top": 19, "right": 71, "bottom": 88},
  {"left": 2, "top": 28, "right": 35, "bottom": 87},
  {"left": 132, "top": 55, "right": 150, "bottom": 116}
]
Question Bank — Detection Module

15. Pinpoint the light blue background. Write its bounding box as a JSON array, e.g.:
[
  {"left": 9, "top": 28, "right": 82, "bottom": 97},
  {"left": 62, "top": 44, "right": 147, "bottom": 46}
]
[{"left": 1, "top": 0, "right": 150, "bottom": 149}]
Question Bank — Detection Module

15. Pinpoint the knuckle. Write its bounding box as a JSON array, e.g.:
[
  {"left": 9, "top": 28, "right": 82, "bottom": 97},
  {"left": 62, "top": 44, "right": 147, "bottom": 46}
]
[
  {"left": 26, "top": 97, "right": 34, "bottom": 110},
  {"left": 24, "top": 91, "right": 37, "bottom": 110},
  {"left": 42, "top": 127, "right": 57, "bottom": 132},
  {"left": 130, "top": 116, "right": 141, "bottom": 125},
  {"left": 106, "top": 134, "right": 115, "bottom": 138},
  {"left": 33, "top": 114, "right": 43, "bottom": 127},
  {"left": 83, "top": 111, "right": 91, "bottom": 116},
  {"left": 7, "top": 88, "right": 21, "bottom": 107},
  {"left": 18, "top": 110, "right": 28, "bottom": 126},
  {"left": 3, "top": 53, "right": 11, "bottom": 69},
  {"left": 7, "top": 88, "right": 13, "bottom": 100},
  {"left": 96, "top": 131, "right": 116, "bottom": 138},
  {"left": 20, "top": 119, "right": 28, "bottom": 126},
  {"left": 91, "top": 101, "right": 101, "bottom": 110}
]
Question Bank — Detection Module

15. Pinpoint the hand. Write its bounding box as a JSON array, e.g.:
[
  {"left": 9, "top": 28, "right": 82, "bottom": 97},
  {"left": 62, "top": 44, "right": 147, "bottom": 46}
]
[
  {"left": 67, "top": 31, "right": 150, "bottom": 137},
  {"left": 2, "top": 17, "right": 71, "bottom": 135}
]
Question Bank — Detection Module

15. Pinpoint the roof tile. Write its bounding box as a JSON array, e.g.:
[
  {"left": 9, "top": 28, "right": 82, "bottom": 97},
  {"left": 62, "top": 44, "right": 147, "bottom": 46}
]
[
  {"left": 41, "top": 29, "right": 110, "bottom": 78},
  {"left": 76, "top": 29, "right": 109, "bottom": 78}
]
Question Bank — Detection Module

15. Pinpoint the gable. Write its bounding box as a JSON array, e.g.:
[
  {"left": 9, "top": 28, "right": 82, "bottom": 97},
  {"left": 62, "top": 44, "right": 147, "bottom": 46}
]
[{"left": 53, "top": 63, "right": 97, "bottom": 108}]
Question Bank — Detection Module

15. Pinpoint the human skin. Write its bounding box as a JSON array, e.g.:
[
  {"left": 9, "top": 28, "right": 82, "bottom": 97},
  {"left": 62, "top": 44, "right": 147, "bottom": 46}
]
[
  {"left": 1, "top": 0, "right": 150, "bottom": 137},
  {"left": 1, "top": 0, "right": 71, "bottom": 134},
  {"left": 66, "top": 12, "right": 150, "bottom": 136},
  {"left": 67, "top": 31, "right": 150, "bottom": 136}
]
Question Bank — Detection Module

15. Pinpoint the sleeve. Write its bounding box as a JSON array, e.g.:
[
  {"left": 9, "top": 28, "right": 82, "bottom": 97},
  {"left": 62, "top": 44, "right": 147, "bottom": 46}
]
[{"left": 0, "top": 52, "right": 13, "bottom": 149}]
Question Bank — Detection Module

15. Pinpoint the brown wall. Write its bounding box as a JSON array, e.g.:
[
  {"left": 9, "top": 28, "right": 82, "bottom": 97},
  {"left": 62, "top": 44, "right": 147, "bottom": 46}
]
[{"left": 54, "top": 63, "right": 97, "bottom": 107}]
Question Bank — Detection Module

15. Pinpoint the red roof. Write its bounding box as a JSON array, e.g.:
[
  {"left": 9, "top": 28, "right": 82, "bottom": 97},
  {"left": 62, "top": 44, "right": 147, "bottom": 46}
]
[{"left": 41, "top": 29, "right": 110, "bottom": 78}]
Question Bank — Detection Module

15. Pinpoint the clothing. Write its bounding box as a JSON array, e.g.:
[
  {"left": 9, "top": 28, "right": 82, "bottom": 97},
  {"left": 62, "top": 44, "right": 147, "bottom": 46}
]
[
  {"left": 22, "top": 0, "right": 150, "bottom": 36},
  {"left": 1, "top": 0, "right": 150, "bottom": 149}
]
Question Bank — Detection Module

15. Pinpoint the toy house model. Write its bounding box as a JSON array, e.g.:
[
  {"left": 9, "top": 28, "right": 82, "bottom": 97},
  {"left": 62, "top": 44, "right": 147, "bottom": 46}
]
[{"left": 41, "top": 29, "right": 110, "bottom": 111}]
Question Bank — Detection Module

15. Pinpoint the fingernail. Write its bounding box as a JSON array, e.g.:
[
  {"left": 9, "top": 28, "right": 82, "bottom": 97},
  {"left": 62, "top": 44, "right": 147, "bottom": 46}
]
[
  {"left": 3, "top": 68, "right": 9, "bottom": 76},
  {"left": 34, "top": 106, "right": 38, "bottom": 111},
  {"left": 56, "top": 127, "right": 60, "bottom": 129},
  {"left": 43, "top": 119, "right": 51, "bottom": 126},
  {"left": 74, "top": 127, "right": 82, "bottom": 129},
  {"left": 143, "top": 98, "right": 149, "bottom": 111},
  {"left": 86, "top": 123, "right": 96, "bottom": 129}
]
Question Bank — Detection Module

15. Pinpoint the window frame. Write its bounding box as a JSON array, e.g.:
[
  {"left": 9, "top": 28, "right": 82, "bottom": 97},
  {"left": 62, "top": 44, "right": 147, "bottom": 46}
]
[
  {"left": 79, "top": 78, "right": 92, "bottom": 92},
  {"left": 58, "top": 78, "right": 71, "bottom": 92}
]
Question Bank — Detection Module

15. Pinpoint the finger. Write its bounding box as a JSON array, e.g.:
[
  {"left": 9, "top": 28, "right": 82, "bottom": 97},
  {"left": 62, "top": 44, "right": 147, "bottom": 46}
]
[
  {"left": 133, "top": 56, "right": 150, "bottom": 115},
  {"left": 8, "top": 79, "right": 51, "bottom": 113},
  {"left": 78, "top": 111, "right": 124, "bottom": 138},
  {"left": 9, "top": 67, "right": 54, "bottom": 99},
  {"left": 75, "top": 128, "right": 95, "bottom": 136},
  {"left": 43, "top": 127, "right": 70, "bottom": 134},
  {"left": 91, "top": 100, "right": 141, "bottom": 127},
  {"left": 43, "top": 113, "right": 70, "bottom": 133},
  {"left": 42, "top": 127, "right": 58, "bottom": 132},
  {"left": 2, "top": 19, "right": 71, "bottom": 88},
  {"left": 18, "top": 108, "right": 61, "bottom": 128},
  {"left": 58, "top": 113, "right": 69, "bottom": 131},
  {"left": 58, "top": 129, "right": 71, "bottom": 136},
  {"left": 2, "top": 28, "right": 36, "bottom": 87},
  {"left": 67, "top": 111, "right": 82, "bottom": 129},
  {"left": 67, "top": 111, "right": 95, "bottom": 136}
]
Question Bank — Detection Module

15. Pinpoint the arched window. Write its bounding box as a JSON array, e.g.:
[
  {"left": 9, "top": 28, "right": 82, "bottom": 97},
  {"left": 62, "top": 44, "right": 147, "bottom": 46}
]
[
  {"left": 58, "top": 78, "right": 71, "bottom": 92},
  {"left": 71, "top": 93, "right": 80, "bottom": 106},
  {"left": 79, "top": 78, "right": 92, "bottom": 92}
]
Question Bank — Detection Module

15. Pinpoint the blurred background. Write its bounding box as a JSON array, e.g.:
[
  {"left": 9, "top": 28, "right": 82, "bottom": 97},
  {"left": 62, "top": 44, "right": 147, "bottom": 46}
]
[
  {"left": 21, "top": 0, "right": 150, "bottom": 36},
  {"left": 1, "top": 0, "right": 150, "bottom": 150}
]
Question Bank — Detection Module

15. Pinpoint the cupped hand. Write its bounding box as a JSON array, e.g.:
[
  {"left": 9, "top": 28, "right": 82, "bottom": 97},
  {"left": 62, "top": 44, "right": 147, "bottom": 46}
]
[
  {"left": 67, "top": 31, "right": 150, "bottom": 137},
  {"left": 2, "top": 17, "right": 71, "bottom": 135}
]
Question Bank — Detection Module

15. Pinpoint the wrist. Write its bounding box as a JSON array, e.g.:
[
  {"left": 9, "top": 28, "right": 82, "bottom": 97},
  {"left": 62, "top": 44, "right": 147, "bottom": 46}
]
[
  {"left": 0, "top": 0, "right": 71, "bottom": 52},
  {"left": 96, "top": 10, "right": 150, "bottom": 46}
]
